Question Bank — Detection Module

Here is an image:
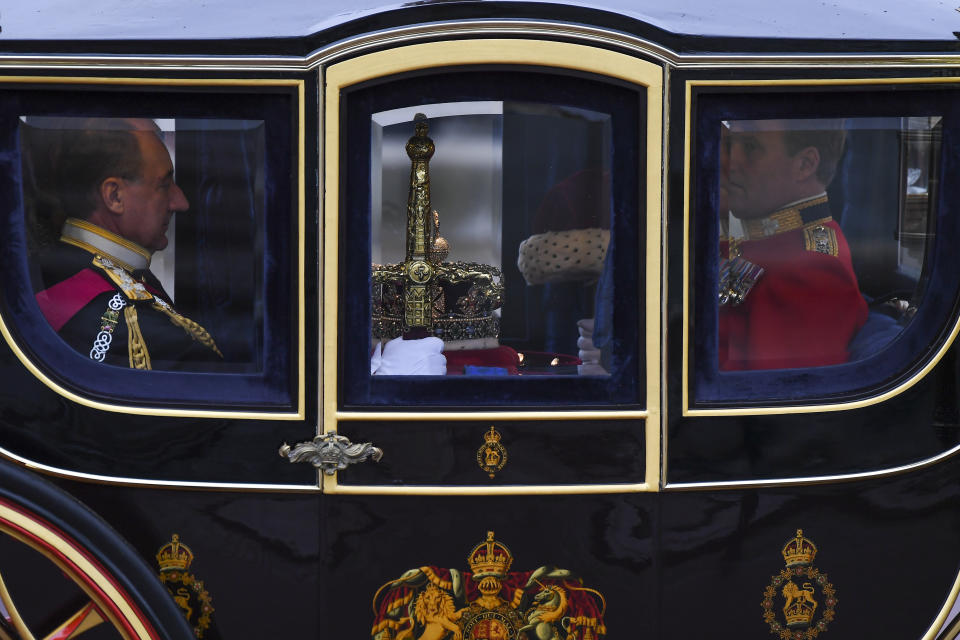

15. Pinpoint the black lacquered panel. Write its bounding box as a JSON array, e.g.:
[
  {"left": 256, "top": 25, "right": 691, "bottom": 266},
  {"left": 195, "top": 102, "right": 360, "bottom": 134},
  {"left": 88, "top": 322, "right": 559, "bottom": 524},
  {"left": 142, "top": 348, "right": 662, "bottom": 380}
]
[
  {"left": 660, "top": 456, "right": 960, "bottom": 639},
  {"left": 336, "top": 419, "right": 644, "bottom": 486},
  {"left": 321, "top": 494, "right": 656, "bottom": 639},
  {"left": 56, "top": 479, "right": 323, "bottom": 640}
]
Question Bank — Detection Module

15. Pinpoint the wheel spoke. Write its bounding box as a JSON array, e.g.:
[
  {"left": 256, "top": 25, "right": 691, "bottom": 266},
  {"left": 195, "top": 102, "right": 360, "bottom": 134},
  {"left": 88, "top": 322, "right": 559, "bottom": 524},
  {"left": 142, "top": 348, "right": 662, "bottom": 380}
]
[
  {"left": 42, "top": 603, "right": 105, "bottom": 640},
  {"left": 0, "top": 569, "right": 36, "bottom": 640}
]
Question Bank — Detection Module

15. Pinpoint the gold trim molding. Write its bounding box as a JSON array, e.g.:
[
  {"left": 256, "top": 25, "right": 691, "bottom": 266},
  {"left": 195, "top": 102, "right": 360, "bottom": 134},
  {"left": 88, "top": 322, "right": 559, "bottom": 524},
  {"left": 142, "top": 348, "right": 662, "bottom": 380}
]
[{"left": 321, "top": 38, "right": 663, "bottom": 493}]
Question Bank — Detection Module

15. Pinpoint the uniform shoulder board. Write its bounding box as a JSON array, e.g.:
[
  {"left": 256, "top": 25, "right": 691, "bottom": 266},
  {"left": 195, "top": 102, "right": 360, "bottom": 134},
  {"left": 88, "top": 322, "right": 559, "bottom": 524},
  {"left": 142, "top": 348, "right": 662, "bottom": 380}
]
[{"left": 803, "top": 224, "right": 839, "bottom": 257}]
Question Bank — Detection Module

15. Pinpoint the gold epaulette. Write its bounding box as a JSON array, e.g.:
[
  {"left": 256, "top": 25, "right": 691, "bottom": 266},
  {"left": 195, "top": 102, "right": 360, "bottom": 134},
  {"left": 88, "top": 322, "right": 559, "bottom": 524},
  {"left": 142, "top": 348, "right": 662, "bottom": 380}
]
[{"left": 802, "top": 223, "right": 839, "bottom": 257}]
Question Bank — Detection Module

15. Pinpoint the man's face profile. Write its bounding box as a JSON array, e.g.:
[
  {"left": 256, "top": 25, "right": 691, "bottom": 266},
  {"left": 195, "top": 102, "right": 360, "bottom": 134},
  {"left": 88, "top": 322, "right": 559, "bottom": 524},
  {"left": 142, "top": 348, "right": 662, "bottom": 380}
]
[
  {"left": 724, "top": 120, "right": 807, "bottom": 220},
  {"left": 97, "top": 119, "right": 189, "bottom": 252}
]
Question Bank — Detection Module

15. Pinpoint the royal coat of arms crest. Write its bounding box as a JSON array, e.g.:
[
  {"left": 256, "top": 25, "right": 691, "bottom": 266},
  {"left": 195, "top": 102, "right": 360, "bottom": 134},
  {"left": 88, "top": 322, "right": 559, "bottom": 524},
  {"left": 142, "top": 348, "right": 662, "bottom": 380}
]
[{"left": 371, "top": 531, "right": 606, "bottom": 640}]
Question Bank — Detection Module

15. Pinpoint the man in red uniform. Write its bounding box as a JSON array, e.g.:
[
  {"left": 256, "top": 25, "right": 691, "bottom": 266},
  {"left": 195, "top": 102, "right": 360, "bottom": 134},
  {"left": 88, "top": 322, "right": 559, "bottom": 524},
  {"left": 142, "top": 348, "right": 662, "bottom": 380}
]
[{"left": 719, "top": 119, "right": 867, "bottom": 370}]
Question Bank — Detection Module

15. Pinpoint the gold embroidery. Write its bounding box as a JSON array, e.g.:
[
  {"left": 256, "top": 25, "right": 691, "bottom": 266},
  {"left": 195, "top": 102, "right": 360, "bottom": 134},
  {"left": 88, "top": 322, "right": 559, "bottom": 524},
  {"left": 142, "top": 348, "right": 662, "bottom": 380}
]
[
  {"left": 742, "top": 195, "right": 830, "bottom": 240},
  {"left": 124, "top": 306, "right": 152, "bottom": 370},
  {"left": 61, "top": 218, "right": 151, "bottom": 271},
  {"left": 65, "top": 217, "right": 151, "bottom": 262},
  {"left": 92, "top": 256, "right": 153, "bottom": 300},
  {"left": 92, "top": 255, "right": 223, "bottom": 359},
  {"left": 803, "top": 225, "right": 839, "bottom": 257},
  {"left": 61, "top": 236, "right": 139, "bottom": 272}
]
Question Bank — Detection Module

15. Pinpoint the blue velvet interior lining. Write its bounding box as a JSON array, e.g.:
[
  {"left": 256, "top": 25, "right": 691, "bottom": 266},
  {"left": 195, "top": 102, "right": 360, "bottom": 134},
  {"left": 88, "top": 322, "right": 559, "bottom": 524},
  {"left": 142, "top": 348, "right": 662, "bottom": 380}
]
[
  {"left": 691, "top": 88, "right": 960, "bottom": 406},
  {"left": 340, "top": 68, "right": 644, "bottom": 408},
  {"left": 0, "top": 88, "right": 298, "bottom": 409}
]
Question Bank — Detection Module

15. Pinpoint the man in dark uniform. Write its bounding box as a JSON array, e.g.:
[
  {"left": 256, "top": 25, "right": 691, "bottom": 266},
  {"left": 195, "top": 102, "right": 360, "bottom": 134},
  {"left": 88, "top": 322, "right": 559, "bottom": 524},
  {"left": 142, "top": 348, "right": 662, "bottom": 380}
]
[
  {"left": 719, "top": 119, "right": 867, "bottom": 371},
  {"left": 31, "top": 117, "right": 222, "bottom": 370}
]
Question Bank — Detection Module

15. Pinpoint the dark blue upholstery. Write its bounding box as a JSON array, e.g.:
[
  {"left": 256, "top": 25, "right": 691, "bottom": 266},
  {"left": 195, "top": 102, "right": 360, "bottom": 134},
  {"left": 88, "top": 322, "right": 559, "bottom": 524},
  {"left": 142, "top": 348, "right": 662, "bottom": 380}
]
[{"left": 847, "top": 309, "right": 904, "bottom": 362}]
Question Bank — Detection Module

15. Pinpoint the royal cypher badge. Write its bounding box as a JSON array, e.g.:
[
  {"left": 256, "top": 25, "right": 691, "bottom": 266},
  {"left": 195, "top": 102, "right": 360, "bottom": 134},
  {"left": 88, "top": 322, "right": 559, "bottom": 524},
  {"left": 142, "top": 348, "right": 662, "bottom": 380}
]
[
  {"left": 156, "top": 534, "right": 215, "bottom": 638},
  {"left": 372, "top": 531, "right": 606, "bottom": 640},
  {"left": 477, "top": 426, "right": 507, "bottom": 479},
  {"left": 761, "top": 529, "right": 837, "bottom": 640}
]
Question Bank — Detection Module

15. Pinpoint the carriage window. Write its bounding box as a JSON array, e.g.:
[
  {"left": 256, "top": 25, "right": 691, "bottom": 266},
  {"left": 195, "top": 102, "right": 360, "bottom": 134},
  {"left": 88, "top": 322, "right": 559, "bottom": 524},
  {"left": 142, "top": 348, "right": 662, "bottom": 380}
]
[
  {"left": 21, "top": 116, "right": 265, "bottom": 373},
  {"left": 370, "top": 103, "right": 613, "bottom": 377},
  {"left": 338, "top": 68, "right": 643, "bottom": 407},
  {"left": 688, "top": 85, "right": 960, "bottom": 409},
  {"left": 0, "top": 83, "right": 299, "bottom": 412},
  {"left": 717, "top": 117, "right": 938, "bottom": 371}
]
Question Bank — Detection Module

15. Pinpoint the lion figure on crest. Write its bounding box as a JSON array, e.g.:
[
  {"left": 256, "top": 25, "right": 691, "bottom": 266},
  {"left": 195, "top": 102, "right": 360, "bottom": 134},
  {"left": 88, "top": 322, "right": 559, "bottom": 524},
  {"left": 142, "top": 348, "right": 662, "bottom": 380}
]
[
  {"left": 396, "top": 583, "right": 463, "bottom": 640},
  {"left": 781, "top": 581, "right": 817, "bottom": 614}
]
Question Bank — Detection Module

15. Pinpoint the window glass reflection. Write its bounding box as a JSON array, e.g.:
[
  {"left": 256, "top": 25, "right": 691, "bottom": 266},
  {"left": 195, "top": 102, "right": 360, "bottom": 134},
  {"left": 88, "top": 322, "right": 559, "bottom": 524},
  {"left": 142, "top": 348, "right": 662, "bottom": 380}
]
[
  {"left": 369, "top": 102, "right": 613, "bottom": 377},
  {"left": 718, "top": 117, "right": 939, "bottom": 371},
  {"left": 21, "top": 116, "right": 265, "bottom": 372}
]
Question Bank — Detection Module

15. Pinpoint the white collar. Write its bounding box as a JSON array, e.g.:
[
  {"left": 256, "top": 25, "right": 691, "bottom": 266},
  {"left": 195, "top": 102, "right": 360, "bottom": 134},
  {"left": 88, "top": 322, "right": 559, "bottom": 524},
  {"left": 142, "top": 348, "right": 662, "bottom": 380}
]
[{"left": 59, "top": 218, "right": 151, "bottom": 272}]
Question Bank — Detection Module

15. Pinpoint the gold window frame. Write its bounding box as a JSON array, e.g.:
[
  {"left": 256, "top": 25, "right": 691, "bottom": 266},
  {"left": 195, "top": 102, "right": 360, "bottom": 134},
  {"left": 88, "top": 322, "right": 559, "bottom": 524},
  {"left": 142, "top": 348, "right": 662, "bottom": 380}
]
[
  {"left": 682, "top": 77, "right": 960, "bottom": 418},
  {"left": 321, "top": 39, "right": 663, "bottom": 494}
]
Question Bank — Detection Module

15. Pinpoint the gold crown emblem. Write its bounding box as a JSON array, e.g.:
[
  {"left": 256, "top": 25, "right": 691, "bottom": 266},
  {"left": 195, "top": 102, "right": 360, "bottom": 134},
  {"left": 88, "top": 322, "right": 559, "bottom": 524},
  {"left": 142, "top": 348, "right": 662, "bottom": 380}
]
[
  {"left": 484, "top": 426, "right": 501, "bottom": 444},
  {"left": 467, "top": 531, "right": 513, "bottom": 578},
  {"left": 156, "top": 534, "right": 194, "bottom": 572},
  {"left": 781, "top": 529, "right": 817, "bottom": 567},
  {"left": 782, "top": 581, "right": 818, "bottom": 628}
]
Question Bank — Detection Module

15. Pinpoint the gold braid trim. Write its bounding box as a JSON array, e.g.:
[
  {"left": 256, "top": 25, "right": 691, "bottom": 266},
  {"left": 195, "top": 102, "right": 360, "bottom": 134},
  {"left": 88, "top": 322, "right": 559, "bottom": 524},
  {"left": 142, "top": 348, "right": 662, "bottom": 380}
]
[
  {"left": 151, "top": 302, "right": 223, "bottom": 358},
  {"left": 511, "top": 588, "right": 525, "bottom": 608},
  {"left": 124, "top": 306, "right": 152, "bottom": 370},
  {"left": 92, "top": 254, "right": 222, "bottom": 359}
]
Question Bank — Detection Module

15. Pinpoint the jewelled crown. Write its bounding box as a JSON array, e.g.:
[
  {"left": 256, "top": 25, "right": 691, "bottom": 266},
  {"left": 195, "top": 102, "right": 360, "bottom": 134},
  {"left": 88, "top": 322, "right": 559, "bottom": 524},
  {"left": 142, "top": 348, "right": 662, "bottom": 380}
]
[
  {"left": 156, "top": 534, "right": 194, "bottom": 572},
  {"left": 781, "top": 529, "right": 818, "bottom": 567},
  {"left": 371, "top": 114, "right": 503, "bottom": 346},
  {"left": 467, "top": 531, "right": 513, "bottom": 578}
]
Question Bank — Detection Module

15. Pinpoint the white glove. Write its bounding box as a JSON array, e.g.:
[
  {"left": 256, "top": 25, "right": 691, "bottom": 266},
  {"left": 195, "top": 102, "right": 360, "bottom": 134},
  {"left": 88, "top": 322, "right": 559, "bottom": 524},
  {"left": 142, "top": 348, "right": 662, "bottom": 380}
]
[
  {"left": 576, "top": 317, "right": 606, "bottom": 375},
  {"left": 371, "top": 336, "right": 447, "bottom": 376},
  {"left": 577, "top": 317, "right": 595, "bottom": 337}
]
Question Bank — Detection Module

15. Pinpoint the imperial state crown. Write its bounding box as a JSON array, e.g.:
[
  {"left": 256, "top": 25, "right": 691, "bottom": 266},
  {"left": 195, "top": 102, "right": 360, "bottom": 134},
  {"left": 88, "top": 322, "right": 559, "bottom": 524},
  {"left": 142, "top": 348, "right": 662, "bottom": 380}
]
[{"left": 371, "top": 114, "right": 504, "bottom": 350}]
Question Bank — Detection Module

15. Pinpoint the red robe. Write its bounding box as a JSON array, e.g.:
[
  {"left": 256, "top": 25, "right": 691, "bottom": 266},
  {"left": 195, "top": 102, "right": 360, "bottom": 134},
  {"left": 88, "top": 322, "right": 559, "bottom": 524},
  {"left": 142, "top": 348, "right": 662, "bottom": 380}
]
[{"left": 719, "top": 202, "right": 867, "bottom": 371}]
